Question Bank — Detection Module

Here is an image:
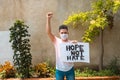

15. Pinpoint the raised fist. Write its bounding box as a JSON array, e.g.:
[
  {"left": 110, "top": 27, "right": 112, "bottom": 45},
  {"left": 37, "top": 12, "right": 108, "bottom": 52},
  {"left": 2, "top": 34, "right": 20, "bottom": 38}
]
[{"left": 46, "top": 12, "right": 53, "bottom": 19}]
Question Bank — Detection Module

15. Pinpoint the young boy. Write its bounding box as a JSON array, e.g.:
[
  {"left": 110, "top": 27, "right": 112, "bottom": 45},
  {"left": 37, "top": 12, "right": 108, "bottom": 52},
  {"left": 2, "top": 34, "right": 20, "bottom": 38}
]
[{"left": 46, "top": 12, "right": 75, "bottom": 80}]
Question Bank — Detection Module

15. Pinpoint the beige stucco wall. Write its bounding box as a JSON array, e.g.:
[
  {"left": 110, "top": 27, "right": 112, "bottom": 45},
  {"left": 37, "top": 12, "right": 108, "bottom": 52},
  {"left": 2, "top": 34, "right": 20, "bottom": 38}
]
[{"left": 0, "top": 0, "right": 120, "bottom": 67}]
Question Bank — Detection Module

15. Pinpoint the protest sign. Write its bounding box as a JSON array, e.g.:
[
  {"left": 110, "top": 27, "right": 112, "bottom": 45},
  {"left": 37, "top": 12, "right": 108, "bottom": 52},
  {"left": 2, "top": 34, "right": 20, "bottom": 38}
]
[{"left": 60, "top": 42, "right": 90, "bottom": 63}]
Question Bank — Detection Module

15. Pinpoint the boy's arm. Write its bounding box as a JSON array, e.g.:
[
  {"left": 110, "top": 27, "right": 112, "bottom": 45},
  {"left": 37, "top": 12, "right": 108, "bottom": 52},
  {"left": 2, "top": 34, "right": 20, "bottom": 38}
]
[{"left": 46, "top": 12, "right": 55, "bottom": 42}]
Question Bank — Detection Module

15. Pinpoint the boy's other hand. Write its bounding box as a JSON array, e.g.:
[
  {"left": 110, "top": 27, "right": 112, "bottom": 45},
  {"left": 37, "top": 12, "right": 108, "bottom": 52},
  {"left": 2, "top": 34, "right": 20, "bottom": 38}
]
[{"left": 71, "top": 40, "right": 78, "bottom": 44}]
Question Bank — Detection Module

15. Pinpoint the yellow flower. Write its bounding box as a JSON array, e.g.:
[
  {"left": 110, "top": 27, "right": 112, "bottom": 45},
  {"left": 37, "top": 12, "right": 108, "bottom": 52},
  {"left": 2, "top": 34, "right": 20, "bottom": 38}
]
[
  {"left": 90, "top": 20, "right": 96, "bottom": 24},
  {"left": 0, "top": 68, "right": 3, "bottom": 72}
]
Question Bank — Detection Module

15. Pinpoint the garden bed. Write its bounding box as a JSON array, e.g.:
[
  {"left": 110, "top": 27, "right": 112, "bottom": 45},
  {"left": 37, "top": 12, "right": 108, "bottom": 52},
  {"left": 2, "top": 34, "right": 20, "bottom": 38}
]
[{"left": 4, "top": 76, "right": 120, "bottom": 80}]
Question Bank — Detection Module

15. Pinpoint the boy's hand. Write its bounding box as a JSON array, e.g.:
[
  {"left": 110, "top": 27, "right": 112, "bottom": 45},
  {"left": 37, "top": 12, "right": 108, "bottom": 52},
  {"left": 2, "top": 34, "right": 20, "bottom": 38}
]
[
  {"left": 71, "top": 40, "right": 78, "bottom": 44},
  {"left": 46, "top": 12, "right": 53, "bottom": 19}
]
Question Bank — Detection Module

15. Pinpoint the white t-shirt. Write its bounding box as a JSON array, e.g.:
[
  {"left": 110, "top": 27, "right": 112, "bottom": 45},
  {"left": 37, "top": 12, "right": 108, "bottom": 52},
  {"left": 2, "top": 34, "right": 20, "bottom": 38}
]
[{"left": 53, "top": 36, "right": 74, "bottom": 71}]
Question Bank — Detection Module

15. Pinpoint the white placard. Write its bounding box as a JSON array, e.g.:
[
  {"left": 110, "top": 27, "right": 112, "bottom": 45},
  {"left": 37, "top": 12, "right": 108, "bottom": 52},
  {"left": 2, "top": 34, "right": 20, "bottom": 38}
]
[
  {"left": 60, "top": 42, "right": 90, "bottom": 63},
  {"left": 0, "top": 31, "right": 13, "bottom": 64}
]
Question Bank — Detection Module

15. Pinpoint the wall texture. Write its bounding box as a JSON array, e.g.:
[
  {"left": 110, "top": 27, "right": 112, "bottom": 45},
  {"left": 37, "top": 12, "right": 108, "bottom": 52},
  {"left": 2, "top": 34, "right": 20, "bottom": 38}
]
[{"left": 0, "top": 0, "right": 120, "bottom": 68}]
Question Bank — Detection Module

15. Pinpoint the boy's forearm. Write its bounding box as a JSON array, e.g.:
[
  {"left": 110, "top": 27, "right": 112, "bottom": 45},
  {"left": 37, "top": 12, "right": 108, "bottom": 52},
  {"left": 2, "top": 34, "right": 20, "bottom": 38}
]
[{"left": 46, "top": 18, "right": 52, "bottom": 34}]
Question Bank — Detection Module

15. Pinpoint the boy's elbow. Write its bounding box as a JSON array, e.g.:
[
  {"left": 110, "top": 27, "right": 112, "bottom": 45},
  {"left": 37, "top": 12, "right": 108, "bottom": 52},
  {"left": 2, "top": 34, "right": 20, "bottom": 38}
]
[
  {"left": 46, "top": 31, "right": 52, "bottom": 37},
  {"left": 46, "top": 30, "right": 50, "bottom": 35}
]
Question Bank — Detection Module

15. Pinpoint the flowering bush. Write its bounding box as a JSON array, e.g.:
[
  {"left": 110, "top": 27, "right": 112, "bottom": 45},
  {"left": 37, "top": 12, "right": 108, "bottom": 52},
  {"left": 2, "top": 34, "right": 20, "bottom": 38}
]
[
  {"left": 30, "top": 62, "right": 55, "bottom": 78},
  {"left": 0, "top": 61, "right": 15, "bottom": 78},
  {"left": 0, "top": 61, "right": 55, "bottom": 78}
]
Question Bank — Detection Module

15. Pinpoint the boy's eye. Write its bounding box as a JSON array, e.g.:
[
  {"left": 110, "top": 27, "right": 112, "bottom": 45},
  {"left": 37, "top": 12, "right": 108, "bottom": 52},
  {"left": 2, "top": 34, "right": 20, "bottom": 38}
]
[{"left": 61, "top": 32, "right": 67, "bottom": 34}]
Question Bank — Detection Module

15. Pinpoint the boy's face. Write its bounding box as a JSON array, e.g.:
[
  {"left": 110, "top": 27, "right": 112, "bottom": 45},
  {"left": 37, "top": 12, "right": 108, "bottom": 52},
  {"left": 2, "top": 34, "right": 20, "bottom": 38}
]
[{"left": 59, "top": 29, "right": 69, "bottom": 41}]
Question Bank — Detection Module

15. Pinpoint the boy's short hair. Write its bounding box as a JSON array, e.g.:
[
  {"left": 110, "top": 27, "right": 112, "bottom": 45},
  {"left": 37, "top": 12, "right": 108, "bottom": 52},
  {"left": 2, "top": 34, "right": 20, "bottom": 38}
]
[{"left": 59, "top": 25, "right": 68, "bottom": 32}]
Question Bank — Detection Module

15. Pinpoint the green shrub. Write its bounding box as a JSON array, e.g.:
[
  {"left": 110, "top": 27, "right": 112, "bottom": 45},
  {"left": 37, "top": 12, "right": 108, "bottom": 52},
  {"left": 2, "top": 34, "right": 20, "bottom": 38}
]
[
  {"left": 9, "top": 20, "right": 32, "bottom": 78},
  {"left": 75, "top": 67, "right": 97, "bottom": 77},
  {"left": 107, "top": 56, "right": 120, "bottom": 75},
  {"left": 97, "top": 69, "right": 114, "bottom": 76},
  {"left": 75, "top": 66, "right": 119, "bottom": 77}
]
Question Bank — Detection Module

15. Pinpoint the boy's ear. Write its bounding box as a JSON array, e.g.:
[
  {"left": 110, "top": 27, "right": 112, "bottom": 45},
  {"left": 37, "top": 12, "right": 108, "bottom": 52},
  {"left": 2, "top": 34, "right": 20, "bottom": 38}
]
[{"left": 68, "top": 32, "right": 69, "bottom": 34}]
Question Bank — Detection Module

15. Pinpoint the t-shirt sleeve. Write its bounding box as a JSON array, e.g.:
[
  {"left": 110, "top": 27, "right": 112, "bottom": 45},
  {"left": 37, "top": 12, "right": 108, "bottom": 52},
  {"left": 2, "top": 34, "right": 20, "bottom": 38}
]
[{"left": 53, "top": 36, "right": 61, "bottom": 46}]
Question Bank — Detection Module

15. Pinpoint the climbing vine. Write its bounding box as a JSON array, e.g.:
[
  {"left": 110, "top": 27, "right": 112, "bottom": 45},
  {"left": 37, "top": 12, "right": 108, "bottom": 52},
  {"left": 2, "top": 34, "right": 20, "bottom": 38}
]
[{"left": 64, "top": 0, "right": 120, "bottom": 42}]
